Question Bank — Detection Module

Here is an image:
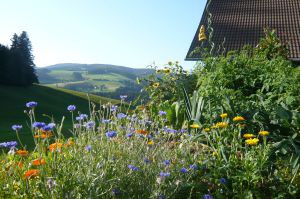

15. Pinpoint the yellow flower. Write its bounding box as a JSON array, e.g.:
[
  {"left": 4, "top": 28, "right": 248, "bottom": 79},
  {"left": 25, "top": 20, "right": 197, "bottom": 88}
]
[
  {"left": 245, "top": 138, "right": 259, "bottom": 146},
  {"left": 233, "top": 116, "right": 245, "bottom": 122},
  {"left": 198, "top": 25, "right": 207, "bottom": 41},
  {"left": 216, "top": 122, "right": 228, "bottom": 128},
  {"left": 243, "top": 134, "right": 256, "bottom": 139},
  {"left": 212, "top": 151, "right": 218, "bottom": 157},
  {"left": 204, "top": 128, "right": 210, "bottom": 132},
  {"left": 220, "top": 113, "right": 228, "bottom": 118},
  {"left": 259, "top": 131, "right": 270, "bottom": 136},
  {"left": 164, "top": 68, "right": 171, "bottom": 74},
  {"left": 147, "top": 140, "right": 154, "bottom": 146},
  {"left": 190, "top": 124, "right": 200, "bottom": 129},
  {"left": 153, "top": 82, "right": 160, "bottom": 88}
]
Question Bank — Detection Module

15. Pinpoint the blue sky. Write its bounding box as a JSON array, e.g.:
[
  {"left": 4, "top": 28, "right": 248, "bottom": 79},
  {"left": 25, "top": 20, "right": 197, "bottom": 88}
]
[{"left": 0, "top": 1, "right": 205, "bottom": 69}]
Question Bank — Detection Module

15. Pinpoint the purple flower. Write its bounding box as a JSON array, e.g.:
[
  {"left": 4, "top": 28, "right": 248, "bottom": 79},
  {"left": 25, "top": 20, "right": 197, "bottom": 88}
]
[
  {"left": 163, "top": 160, "right": 171, "bottom": 166},
  {"left": 12, "top": 125, "right": 22, "bottom": 131},
  {"left": 203, "top": 194, "right": 213, "bottom": 199},
  {"left": 42, "top": 123, "right": 55, "bottom": 131},
  {"left": 85, "top": 121, "right": 95, "bottom": 129},
  {"left": 76, "top": 114, "right": 88, "bottom": 121},
  {"left": 128, "top": 164, "right": 139, "bottom": 171},
  {"left": 32, "top": 122, "right": 46, "bottom": 129},
  {"left": 120, "top": 95, "right": 128, "bottom": 100},
  {"left": 126, "top": 133, "right": 133, "bottom": 138},
  {"left": 67, "top": 105, "right": 76, "bottom": 111},
  {"left": 85, "top": 145, "right": 92, "bottom": 151},
  {"left": 102, "top": 119, "right": 111, "bottom": 123},
  {"left": 159, "top": 172, "right": 170, "bottom": 177},
  {"left": 143, "top": 158, "right": 151, "bottom": 164},
  {"left": 189, "top": 164, "right": 198, "bottom": 170},
  {"left": 117, "top": 113, "right": 127, "bottom": 119},
  {"left": 26, "top": 101, "right": 37, "bottom": 108},
  {"left": 180, "top": 129, "right": 187, "bottom": 133},
  {"left": 180, "top": 167, "right": 188, "bottom": 174},
  {"left": 106, "top": 131, "right": 117, "bottom": 138},
  {"left": 158, "top": 110, "right": 167, "bottom": 116},
  {"left": 219, "top": 178, "right": 227, "bottom": 184},
  {"left": 0, "top": 141, "right": 17, "bottom": 148},
  {"left": 111, "top": 105, "right": 118, "bottom": 112},
  {"left": 112, "top": 188, "right": 121, "bottom": 196},
  {"left": 74, "top": 123, "right": 81, "bottom": 129}
]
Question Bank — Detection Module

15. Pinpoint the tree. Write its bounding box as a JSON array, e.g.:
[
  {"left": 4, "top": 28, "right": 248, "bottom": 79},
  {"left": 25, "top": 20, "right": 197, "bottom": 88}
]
[{"left": 0, "top": 44, "right": 10, "bottom": 84}]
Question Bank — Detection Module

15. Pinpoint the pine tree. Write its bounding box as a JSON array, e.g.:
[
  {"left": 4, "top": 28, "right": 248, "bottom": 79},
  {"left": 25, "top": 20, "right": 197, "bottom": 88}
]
[{"left": 0, "top": 44, "right": 10, "bottom": 85}]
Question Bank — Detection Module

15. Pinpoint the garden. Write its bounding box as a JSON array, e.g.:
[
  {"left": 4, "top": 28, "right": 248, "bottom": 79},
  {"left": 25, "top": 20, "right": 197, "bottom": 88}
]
[{"left": 0, "top": 30, "right": 299, "bottom": 198}]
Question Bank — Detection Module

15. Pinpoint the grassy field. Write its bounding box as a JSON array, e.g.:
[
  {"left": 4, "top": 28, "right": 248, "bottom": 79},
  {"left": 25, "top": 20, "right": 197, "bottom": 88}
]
[{"left": 0, "top": 84, "right": 118, "bottom": 149}]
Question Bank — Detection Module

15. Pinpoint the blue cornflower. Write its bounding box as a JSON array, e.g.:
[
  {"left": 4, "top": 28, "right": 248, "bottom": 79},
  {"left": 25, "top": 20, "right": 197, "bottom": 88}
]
[
  {"left": 102, "top": 119, "right": 111, "bottom": 123},
  {"left": 159, "top": 172, "right": 170, "bottom": 177},
  {"left": 112, "top": 188, "right": 121, "bottom": 196},
  {"left": 117, "top": 113, "right": 126, "bottom": 119},
  {"left": 180, "top": 129, "right": 187, "bottom": 133},
  {"left": 111, "top": 105, "right": 118, "bottom": 112},
  {"left": 32, "top": 122, "right": 46, "bottom": 129},
  {"left": 0, "top": 141, "right": 17, "bottom": 148},
  {"left": 42, "top": 123, "right": 55, "bottom": 131},
  {"left": 180, "top": 167, "right": 188, "bottom": 174},
  {"left": 158, "top": 110, "right": 167, "bottom": 116},
  {"left": 106, "top": 131, "right": 117, "bottom": 138},
  {"left": 85, "top": 145, "right": 92, "bottom": 151},
  {"left": 74, "top": 123, "right": 81, "bottom": 129},
  {"left": 219, "top": 178, "right": 227, "bottom": 184},
  {"left": 163, "top": 160, "right": 171, "bottom": 166},
  {"left": 120, "top": 95, "right": 128, "bottom": 100},
  {"left": 12, "top": 125, "right": 22, "bottom": 131},
  {"left": 128, "top": 164, "right": 139, "bottom": 171},
  {"left": 67, "top": 105, "right": 76, "bottom": 111},
  {"left": 76, "top": 114, "right": 88, "bottom": 121},
  {"left": 189, "top": 164, "right": 198, "bottom": 170},
  {"left": 126, "top": 133, "right": 133, "bottom": 138},
  {"left": 143, "top": 158, "right": 151, "bottom": 164},
  {"left": 203, "top": 194, "right": 213, "bottom": 199},
  {"left": 26, "top": 101, "right": 37, "bottom": 108},
  {"left": 85, "top": 121, "right": 95, "bottom": 129}
]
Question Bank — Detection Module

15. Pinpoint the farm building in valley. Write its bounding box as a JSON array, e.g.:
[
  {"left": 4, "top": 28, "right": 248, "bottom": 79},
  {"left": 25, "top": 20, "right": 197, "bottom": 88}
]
[{"left": 186, "top": 0, "right": 300, "bottom": 63}]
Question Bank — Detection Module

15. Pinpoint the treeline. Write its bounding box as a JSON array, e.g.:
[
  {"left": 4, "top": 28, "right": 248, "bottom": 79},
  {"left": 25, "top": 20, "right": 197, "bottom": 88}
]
[{"left": 0, "top": 31, "right": 38, "bottom": 86}]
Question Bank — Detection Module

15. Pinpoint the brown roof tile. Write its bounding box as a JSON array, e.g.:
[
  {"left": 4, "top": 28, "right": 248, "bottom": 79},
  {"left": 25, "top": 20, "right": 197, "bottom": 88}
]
[{"left": 186, "top": 0, "right": 300, "bottom": 61}]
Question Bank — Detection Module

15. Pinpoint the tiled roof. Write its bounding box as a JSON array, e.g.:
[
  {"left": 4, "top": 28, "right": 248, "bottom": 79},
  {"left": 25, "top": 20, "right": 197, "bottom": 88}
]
[{"left": 186, "top": 0, "right": 300, "bottom": 61}]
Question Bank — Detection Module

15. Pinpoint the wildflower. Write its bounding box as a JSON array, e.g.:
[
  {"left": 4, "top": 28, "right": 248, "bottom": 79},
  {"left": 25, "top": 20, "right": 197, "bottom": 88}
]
[
  {"left": 180, "top": 167, "right": 188, "bottom": 174},
  {"left": 126, "top": 133, "right": 133, "bottom": 138},
  {"left": 204, "top": 128, "right": 210, "bottom": 132},
  {"left": 259, "top": 130, "right": 270, "bottom": 136},
  {"left": 42, "top": 123, "right": 55, "bottom": 132},
  {"left": 180, "top": 129, "right": 187, "bottom": 133},
  {"left": 102, "top": 119, "right": 111, "bottom": 123},
  {"left": 219, "top": 178, "right": 227, "bottom": 184},
  {"left": 216, "top": 122, "right": 228, "bottom": 128},
  {"left": 85, "top": 121, "right": 95, "bottom": 130},
  {"left": 158, "top": 194, "right": 166, "bottom": 199},
  {"left": 143, "top": 158, "right": 151, "bottom": 164},
  {"left": 203, "top": 194, "right": 213, "bottom": 199},
  {"left": 35, "top": 132, "right": 52, "bottom": 139},
  {"left": 0, "top": 141, "right": 17, "bottom": 148},
  {"left": 85, "top": 145, "right": 92, "bottom": 151},
  {"left": 136, "top": 129, "right": 148, "bottom": 136},
  {"left": 12, "top": 124, "right": 22, "bottom": 131},
  {"left": 243, "top": 134, "right": 256, "bottom": 139},
  {"left": 233, "top": 116, "right": 245, "bottom": 122},
  {"left": 190, "top": 124, "right": 200, "bottom": 129},
  {"left": 65, "top": 139, "right": 74, "bottom": 147},
  {"left": 16, "top": 150, "right": 28, "bottom": 156},
  {"left": 245, "top": 138, "right": 259, "bottom": 146},
  {"left": 159, "top": 172, "right": 170, "bottom": 177},
  {"left": 32, "top": 122, "right": 46, "bottom": 129},
  {"left": 49, "top": 142, "right": 63, "bottom": 151},
  {"left": 23, "top": 169, "right": 39, "bottom": 179},
  {"left": 128, "top": 164, "right": 139, "bottom": 171},
  {"left": 163, "top": 160, "right": 171, "bottom": 166},
  {"left": 164, "top": 68, "right": 171, "bottom": 73},
  {"left": 147, "top": 140, "right": 154, "bottom": 146},
  {"left": 220, "top": 113, "right": 228, "bottom": 118},
  {"left": 189, "top": 164, "right": 198, "bottom": 170},
  {"left": 112, "top": 188, "right": 121, "bottom": 196},
  {"left": 67, "top": 105, "right": 76, "bottom": 111},
  {"left": 17, "top": 161, "right": 23, "bottom": 168},
  {"left": 120, "top": 95, "right": 128, "bottom": 100},
  {"left": 117, "top": 113, "right": 127, "bottom": 119},
  {"left": 158, "top": 110, "right": 167, "bottom": 116},
  {"left": 153, "top": 82, "right": 160, "bottom": 88},
  {"left": 32, "top": 158, "right": 46, "bottom": 166},
  {"left": 46, "top": 178, "right": 57, "bottom": 190},
  {"left": 198, "top": 25, "right": 207, "bottom": 41},
  {"left": 110, "top": 105, "right": 118, "bottom": 112},
  {"left": 212, "top": 151, "right": 218, "bottom": 157},
  {"left": 26, "top": 101, "right": 37, "bottom": 108},
  {"left": 106, "top": 131, "right": 117, "bottom": 138}
]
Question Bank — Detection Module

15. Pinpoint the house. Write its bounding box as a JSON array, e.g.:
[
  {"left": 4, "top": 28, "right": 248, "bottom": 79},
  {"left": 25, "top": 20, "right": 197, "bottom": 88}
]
[{"left": 186, "top": 0, "right": 300, "bottom": 63}]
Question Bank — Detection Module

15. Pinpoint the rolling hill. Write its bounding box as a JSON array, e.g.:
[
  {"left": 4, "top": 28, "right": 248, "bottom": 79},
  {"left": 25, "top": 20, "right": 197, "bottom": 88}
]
[
  {"left": 0, "top": 84, "right": 119, "bottom": 149},
  {"left": 37, "top": 63, "right": 153, "bottom": 101}
]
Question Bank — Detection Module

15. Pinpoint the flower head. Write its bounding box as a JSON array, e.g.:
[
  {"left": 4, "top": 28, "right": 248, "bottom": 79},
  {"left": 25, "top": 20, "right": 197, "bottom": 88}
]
[
  {"left": 49, "top": 142, "right": 63, "bottom": 152},
  {"left": 233, "top": 116, "right": 245, "bottom": 122},
  {"left": 158, "top": 110, "right": 167, "bottom": 116},
  {"left": 180, "top": 167, "right": 188, "bottom": 174},
  {"left": 203, "top": 194, "right": 213, "bottom": 199},
  {"left": 126, "top": 133, "right": 133, "bottom": 138},
  {"left": 85, "top": 145, "right": 92, "bottom": 151},
  {"left": 120, "top": 95, "right": 128, "bottom": 100},
  {"left": 190, "top": 124, "right": 200, "bottom": 129},
  {"left": 204, "top": 128, "right": 210, "bottom": 132},
  {"left": 26, "top": 101, "right": 38, "bottom": 108},
  {"left": 67, "top": 105, "right": 76, "bottom": 111},
  {"left": 106, "top": 131, "right": 117, "bottom": 138},
  {"left": 143, "top": 158, "right": 151, "bottom": 164},
  {"left": 147, "top": 140, "right": 154, "bottom": 146},
  {"left": 163, "top": 160, "right": 171, "bottom": 166},
  {"left": 0, "top": 141, "right": 17, "bottom": 148},
  {"left": 245, "top": 138, "right": 259, "bottom": 146},
  {"left": 12, "top": 124, "right": 22, "bottom": 131},
  {"left": 220, "top": 113, "right": 228, "bottom": 118},
  {"left": 110, "top": 105, "right": 118, "bottom": 112},
  {"left": 189, "top": 164, "right": 198, "bottom": 170},
  {"left": 32, "top": 158, "right": 46, "bottom": 166},
  {"left": 215, "top": 122, "right": 228, "bottom": 128},
  {"left": 136, "top": 129, "right": 148, "bottom": 136},
  {"left": 16, "top": 150, "right": 28, "bottom": 156},
  {"left": 259, "top": 130, "right": 270, "bottom": 136},
  {"left": 159, "top": 172, "right": 170, "bottom": 177},
  {"left": 32, "top": 122, "right": 46, "bottom": 129},
  {"left": 117, "top": 113, "right": 127, "bottom": 119},
  {"left": 85, "top": 121, "right": 95, "bottom": 130},
  {"left": 42, "top": 123, "right": 55, "bottom": 132},
  {"left": 152, "top": 82, "right": 160, "bottom": 88},
  {"left": 219, "top": 178, "right": 227, "bottom": 184},
  {"left": 243, "top": 133, "right": 256, "bottom": 139},
  {"left": 23, "top": 169, "right": 39, "bottom": 179},
  {"left": 128, "top": 164, "right": 139, "bottom": 171}
]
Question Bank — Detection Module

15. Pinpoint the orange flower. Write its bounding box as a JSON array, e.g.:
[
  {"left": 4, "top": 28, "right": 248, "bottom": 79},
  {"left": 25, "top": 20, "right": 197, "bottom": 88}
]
[
  {"left": 65, "top": 139, "right": 74, "bottom": 147},
  {"left": 17, "top": 161, "right": 23, "bottom": 168},
  {"left": 49, "top": 142, "right": 63, "bottom": 152},
  {"left": 136, "top": 129, "right": 148, "bottom": 136},
  {"left": 16, "top": 150, "right": 29, "bottom": 156},
  {"left": 34, "top": 132, "right": 52, "bottom": 139},
  {"left": 23, "top": 169, "right": 39, "bottom": 179},
  {"left": 32, "top": 159, "right": 46, "bottom": 166}
]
